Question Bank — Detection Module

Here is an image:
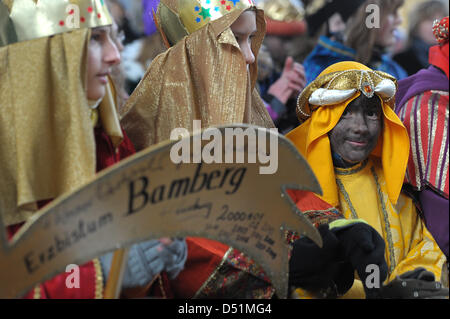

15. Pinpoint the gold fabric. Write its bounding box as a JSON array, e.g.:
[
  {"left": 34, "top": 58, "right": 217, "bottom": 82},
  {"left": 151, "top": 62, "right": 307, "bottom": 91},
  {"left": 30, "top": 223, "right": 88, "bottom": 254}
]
[
  {"left": 0, "top": 29, "right": 95, "bottom": 226},
  {"left": 287, "top": 62, "right": 409, "bottom": 208},
  {"left": 121, "top": 6, "right": 274, "bottom": 150},
  {"left": 99, "top": 79, "right": 124, "bottom": 148},
  {"left": 0, "top": 0, "right": 112, "bottom": 47},
  {"left": 258, "top": 0, "right": 305, "bottom": 22}
]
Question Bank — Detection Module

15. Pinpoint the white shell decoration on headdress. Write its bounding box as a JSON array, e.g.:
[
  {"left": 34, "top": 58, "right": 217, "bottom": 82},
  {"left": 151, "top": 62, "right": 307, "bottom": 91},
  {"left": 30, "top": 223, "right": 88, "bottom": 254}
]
[{"left": 307, "top": 70, "right": 397, "bottom": 107}]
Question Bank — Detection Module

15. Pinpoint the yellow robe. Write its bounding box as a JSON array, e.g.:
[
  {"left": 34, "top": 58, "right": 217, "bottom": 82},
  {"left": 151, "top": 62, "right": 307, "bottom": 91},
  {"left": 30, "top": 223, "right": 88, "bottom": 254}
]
[{"left": 294, "top": 157, "right": 446, "bottom": 299}]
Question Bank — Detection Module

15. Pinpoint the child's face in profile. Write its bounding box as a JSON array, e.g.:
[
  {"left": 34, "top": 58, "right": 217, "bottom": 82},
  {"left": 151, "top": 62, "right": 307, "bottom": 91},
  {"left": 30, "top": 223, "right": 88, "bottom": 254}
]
[
  {"left": 230, "top": 10, "right": 257, "bottom": 66},
  {"left": 86, "top": 26, "right": 121, "bottom": 101}
]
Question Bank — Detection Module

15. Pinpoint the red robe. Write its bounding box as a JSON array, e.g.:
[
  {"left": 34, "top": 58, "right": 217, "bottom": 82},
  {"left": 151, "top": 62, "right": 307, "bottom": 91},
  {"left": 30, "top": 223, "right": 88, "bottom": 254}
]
[{"left": 7, "top": 126, "right": 136, "bottom": 299}]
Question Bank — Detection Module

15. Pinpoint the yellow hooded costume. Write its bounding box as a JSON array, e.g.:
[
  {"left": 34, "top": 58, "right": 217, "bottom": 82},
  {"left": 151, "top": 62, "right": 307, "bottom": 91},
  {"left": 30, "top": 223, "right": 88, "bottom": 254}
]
[
  {"left": 287, "top": 62, "right": 446, "bottom": 298},
  {"left": 120, "top": 0, "right": 274, "bottom": 150},
  {"left": 0, "top": 0, "right": 131, "bottom": 299}
]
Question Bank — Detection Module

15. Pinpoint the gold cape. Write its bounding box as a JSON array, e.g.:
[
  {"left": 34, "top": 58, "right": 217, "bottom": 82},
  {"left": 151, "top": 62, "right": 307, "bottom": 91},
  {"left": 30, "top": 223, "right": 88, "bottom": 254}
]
[{"left": 120, "top": 7, "right": 275, "bottom": 150}]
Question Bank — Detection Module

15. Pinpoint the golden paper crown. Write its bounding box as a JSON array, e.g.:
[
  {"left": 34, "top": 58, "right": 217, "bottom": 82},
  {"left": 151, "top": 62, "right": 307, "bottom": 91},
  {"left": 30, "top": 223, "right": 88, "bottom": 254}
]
[
  {"left": 0, "top": 0, "right": 112, "bottom": 47},
  {"left": 258, "top": 0, "right": 304, "bottom": 22},
  {"left": 156, "top": 0, "right": 256, "bottom": 46}
]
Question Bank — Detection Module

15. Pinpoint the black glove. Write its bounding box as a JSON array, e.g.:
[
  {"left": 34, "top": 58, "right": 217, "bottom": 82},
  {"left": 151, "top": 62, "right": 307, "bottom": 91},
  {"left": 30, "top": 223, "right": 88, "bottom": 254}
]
[
  {"left": 380, "top": 267, "right": 449, "bottom": 299},
  {"left": 332, "top": 222, "right": 388, "bottom": 299},
  {"left": 289, "top": 224, "right": 354, "bottom": 298}
]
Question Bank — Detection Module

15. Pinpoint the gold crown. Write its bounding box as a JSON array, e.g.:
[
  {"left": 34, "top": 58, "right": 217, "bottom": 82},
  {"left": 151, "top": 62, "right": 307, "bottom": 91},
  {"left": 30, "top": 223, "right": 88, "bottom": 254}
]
[
  {"left": 0, "top": 0, "right": 112, "bottom": 47},
  {"left": 258, "top": 0, "right": 304, "bottom": 22},
  {"left": 156, "top": 0, "right": 255, "bottom": 46}
]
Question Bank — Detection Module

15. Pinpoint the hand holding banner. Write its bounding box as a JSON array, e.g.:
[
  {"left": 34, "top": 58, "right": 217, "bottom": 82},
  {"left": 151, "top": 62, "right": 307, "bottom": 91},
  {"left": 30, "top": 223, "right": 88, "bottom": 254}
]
[{"left": 0, "top": 124, "right": 322, "bottom": 299}]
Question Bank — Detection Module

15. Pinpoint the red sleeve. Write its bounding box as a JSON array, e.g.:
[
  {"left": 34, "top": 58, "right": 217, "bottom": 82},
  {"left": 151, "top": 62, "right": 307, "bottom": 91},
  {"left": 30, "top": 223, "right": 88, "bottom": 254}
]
[
  {"left": 170, "top": 237, "right": 229, "bottom": 298},
  {"left": 286, "top": 189, "right": 334, "bottom": 212},
  {"left": 8, "top": 224, "right": 102, "bottom": 299}
]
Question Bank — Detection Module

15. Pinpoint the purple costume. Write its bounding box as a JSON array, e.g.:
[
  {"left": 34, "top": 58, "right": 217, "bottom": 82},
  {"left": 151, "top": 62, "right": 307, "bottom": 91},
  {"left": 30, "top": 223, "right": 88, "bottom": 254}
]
[{"left": 396, "top": 65, "right": 449, "bottom": 258}]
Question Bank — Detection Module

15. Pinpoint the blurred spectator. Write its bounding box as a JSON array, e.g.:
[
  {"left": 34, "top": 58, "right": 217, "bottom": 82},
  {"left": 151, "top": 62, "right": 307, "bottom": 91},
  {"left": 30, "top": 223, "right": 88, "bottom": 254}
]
[
  {"left": 112, "top": 0, "right": 167, "bottom": 95},
  {"left": 390, "top": 28, "right": 408, "bottom": 56},
  {"left": 303, "top": 0, "right": 408, "bottom": 84},
  {"left": 394, "top": 0, "right": 448, "bottom": 75},
  {"left": 257, "top": 0, "right": 308, "bottom": 133},
  {"left": 108, "top": 0, "right": 142, "bottom": 44}
]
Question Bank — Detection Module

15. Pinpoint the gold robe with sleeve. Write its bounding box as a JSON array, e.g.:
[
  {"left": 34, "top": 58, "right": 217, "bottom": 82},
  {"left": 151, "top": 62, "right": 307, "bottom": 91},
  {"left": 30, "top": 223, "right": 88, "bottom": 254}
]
[{"left": 292, "top": 158, "right": 446, "bottom": 299}]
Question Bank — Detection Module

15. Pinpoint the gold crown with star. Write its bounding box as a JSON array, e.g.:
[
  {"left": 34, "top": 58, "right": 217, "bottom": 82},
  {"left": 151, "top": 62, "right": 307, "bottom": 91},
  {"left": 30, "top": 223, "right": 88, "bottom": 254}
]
[
  {"left": 156, "top": 0, "right": 256, "bottom": 46},
  {"left": 0, "top": 0, "right": 112, "bottom": 47}
]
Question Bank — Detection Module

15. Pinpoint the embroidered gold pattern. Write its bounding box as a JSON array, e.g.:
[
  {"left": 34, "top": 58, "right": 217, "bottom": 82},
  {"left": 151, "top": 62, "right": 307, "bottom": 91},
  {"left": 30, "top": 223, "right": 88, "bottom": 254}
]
[
  {"left": 371, "top": 167, "right": 396, "bottom": 274},
  {"left": 334, "top": 159, "right": 368, "bottom": 176},
  {"left": 158, "top": 274, "right": 167, "bottom": 299},
  {"left": 302, "top": 207, "right": 340, "bottom": 215},
  {"left": 92, "top": 258, "right": 104, "bottom": 299},
  {"left": 335, "top": 178, "right": 359, "bottom": 219}
]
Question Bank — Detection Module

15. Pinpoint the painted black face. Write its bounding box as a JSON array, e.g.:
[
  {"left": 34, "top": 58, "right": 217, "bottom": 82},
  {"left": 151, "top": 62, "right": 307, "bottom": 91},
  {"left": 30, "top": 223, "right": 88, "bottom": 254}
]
[{"left": 329, "top": 94, "right": 383, "bottom": 164}]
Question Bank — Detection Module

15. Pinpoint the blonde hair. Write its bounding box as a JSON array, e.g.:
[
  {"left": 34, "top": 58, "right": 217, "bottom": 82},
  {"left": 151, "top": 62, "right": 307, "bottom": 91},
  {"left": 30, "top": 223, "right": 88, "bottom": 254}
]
[{"left": 344, "top": 0, "right": 404, "bottom": 64}]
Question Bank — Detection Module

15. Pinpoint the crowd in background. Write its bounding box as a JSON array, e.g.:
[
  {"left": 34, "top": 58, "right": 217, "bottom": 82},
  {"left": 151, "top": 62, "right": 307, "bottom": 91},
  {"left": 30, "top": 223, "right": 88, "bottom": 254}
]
[{"left": 108, "top": 0, "right": 448, "bottom": 134}]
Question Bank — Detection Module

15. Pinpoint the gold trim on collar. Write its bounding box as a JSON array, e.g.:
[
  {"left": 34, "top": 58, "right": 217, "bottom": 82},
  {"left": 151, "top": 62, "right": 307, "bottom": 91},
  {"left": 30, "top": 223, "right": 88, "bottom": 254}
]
[{"left": 334, "top": 159, "right": 369, "bottom": 176}]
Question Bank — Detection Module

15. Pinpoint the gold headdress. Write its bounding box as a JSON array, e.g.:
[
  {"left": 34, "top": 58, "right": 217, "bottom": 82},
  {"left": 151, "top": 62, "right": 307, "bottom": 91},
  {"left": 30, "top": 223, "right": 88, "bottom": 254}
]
[
  {"left": 155, "top": 0, "right": 256, "bottom": 46},
  {"left": 0, "top": 0, "right": 112, "bottom": 47},
  {"left": 296, "top": 63, "right": 397, "bottom": 121}
]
